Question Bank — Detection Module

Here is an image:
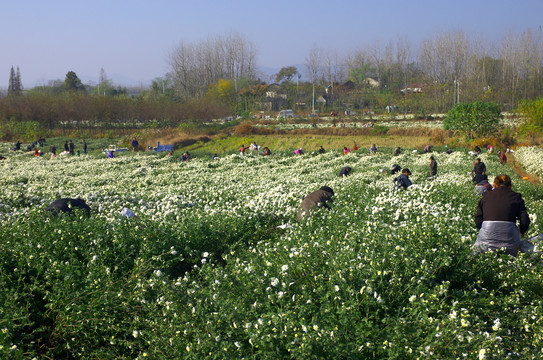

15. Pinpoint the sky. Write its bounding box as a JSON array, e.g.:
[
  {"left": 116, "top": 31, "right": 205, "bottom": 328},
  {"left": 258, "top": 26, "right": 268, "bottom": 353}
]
[{"left": 2, "top": 0, "right": 542, "bottom": 88}]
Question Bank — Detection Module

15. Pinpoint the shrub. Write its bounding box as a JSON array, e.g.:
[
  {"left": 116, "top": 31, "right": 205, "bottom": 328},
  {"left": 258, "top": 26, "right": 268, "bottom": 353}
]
[
  {"left": 518, "top": 98, "right": 543, "bottom": 134},
  {"left": 444, "top": 102, "right": 503, "bottom": 138}
]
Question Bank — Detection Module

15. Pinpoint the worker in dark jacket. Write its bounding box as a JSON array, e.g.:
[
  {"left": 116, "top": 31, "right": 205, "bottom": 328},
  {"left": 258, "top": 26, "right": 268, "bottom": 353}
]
[
  {"left": 429, "top": 156, "right": 437, "bottom": 177},
  {"left": 393, "top": 168, "right": 412, "bottom": 190},
  {"left": 472, "top": 158, "right": 486, "bottom": 179},
  {"left": 297, "top": 186, "right": 334, "bottom": 220},
  {"left": 339, "top": 166, "right": 351, "bottom": 177},
  {"left": 473, "top": 174, "right": 530, "bottom": 256},
  {"left": 46, "top": 198, "right": 91, "bottom": 216}
]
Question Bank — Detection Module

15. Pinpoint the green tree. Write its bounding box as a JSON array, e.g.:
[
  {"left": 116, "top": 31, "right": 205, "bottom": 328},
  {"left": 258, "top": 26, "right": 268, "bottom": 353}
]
[
  {"left": 348, "top": 64, "right": 374, "bottom": 88},
  {"left": 275, "top": 66, "right": 298, "bottom": 83},
  {"left": 237, "top": 83, "right": 266, "bottom": 113},
  {"left": 444, "top": 101, "right": 503, "bottom": 138},
  {"left": 15, "top": 67, "right": 23, "bottom": 93},
  {"left": 64, "top": 71, "right": 85, "bottom": 92},
  {"left": 7, "top": 66, "right": 16, "bottom": 95},
  {"left": 8, "top": 66, "right": 23, "bottom": 96}
]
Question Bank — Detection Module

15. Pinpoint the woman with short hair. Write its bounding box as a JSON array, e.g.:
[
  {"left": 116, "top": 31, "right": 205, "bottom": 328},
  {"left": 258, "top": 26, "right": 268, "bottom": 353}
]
[{"left": 473, "top": 174, "right": 531, "bottom": 256}]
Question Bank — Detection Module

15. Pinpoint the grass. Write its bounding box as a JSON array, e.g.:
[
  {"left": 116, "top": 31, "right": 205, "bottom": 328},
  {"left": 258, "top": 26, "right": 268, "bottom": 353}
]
[{"left": 179, "top": 134, "right": 436, "bottom": 155}]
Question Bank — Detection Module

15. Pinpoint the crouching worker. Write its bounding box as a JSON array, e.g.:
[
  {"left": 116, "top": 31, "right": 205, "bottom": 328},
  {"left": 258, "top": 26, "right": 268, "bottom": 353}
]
[
  {"left": 46, "top": 198, "right": 91, "bottom": 217},
  {"left": 339, "top": 166, "right": 351, "bottom": 177},
  {"left": 473, "top": 173, "right": 492, "bottom": 195},
  {"left": 473, "top": 174, "right": 541, "bottom": 256},
  {"left": 393, "top": 168, "right": 412, "bottom": 190},
  {"left": 297, "top": 186, "right": 334, "bottom": 220}
]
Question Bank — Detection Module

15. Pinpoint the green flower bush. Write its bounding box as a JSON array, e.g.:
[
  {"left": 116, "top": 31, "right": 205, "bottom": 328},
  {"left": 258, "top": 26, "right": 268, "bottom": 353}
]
[{"left": 0, "top": 144, "right": 542, "bottom": 358}]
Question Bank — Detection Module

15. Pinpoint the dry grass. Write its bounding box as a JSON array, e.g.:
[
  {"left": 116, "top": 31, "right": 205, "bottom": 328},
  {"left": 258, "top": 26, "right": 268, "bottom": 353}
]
[{"left": 46, "top": 123, "right": 543, "bottom": 154}]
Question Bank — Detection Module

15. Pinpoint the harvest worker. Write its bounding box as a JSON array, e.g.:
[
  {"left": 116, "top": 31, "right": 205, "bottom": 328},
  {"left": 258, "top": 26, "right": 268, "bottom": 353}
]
[
  {"left": 487, "top": 144, "right": 493, "bottom": 154},
  {"left": 429, "top": 156, "right": 437, "bottom": 178},
  {"left": 339, "top": 166, "right": 351, "bottom": 177},
  {"left": 46, "top": 198, "right": 91, "bottom": 216},
  {"left": 370, "top": 144, "right": 377, "bottom": 154},
  {"left": 297, "top": 186, "right": 334, "bottom": 220},
  {"left": 472, "top": 158, "right": 486, "bottom": 179},
  {"left": 474, "top": 175, "right": 492, "bottom": 196},
  {"left": 240, "top": 144, "right": 246, "bottom": 155},
  {"left": 473, "top": 174, "right": 535, "bottom": 256},
  {"left": 131, "top": 137, "right": 139, "bottom": 152},
  {"left": 393, "top": 147, "right": 401, "bottom": 156},
  {"left": 499, "top": 151, "right": 508, "bottom": 165},
  {"left": 393, "top": 168, "right": 412, "bottom": 190},
  {"left": 318, "top": 145, "right": 325, "bottom": 154},
  {"left": 473, "top": 171, "right": 489, "bottom": 185},
  {"left": 180, "top": 152, "right": 191, "bottom": 161}
]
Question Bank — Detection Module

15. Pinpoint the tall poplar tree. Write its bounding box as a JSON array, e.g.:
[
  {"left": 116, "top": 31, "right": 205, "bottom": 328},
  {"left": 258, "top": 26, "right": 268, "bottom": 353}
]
[
  {"left": 15, "top": 66, "right": 23, "bottom": 94},
  {"left": 7, "top": 67, "right": 16, "bottom": 95},
  {"left": 8, "top": 66, "right": 23, "bottom": 96}
]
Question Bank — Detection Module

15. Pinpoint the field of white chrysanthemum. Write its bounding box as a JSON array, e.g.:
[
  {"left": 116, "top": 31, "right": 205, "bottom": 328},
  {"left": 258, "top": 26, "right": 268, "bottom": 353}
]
[{"left": 0, "top": 143, "right": 542, "bottom": 359}]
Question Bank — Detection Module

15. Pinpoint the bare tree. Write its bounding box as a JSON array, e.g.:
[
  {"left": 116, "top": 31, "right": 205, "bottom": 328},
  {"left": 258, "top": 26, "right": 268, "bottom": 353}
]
[
  {"left": 419, "top": 30, "right": 471, "bottom": 111},
  {"left": 99, "top": 68, "right": 107, "bottom": 96},
  {"left": 169, "top": 31, "right": 257, "bottom": 100},
  {"left": 305, "top": 45, "right": 322, "bottom": 112},
  {"left": 395, "top": 36, "right": 412, "bottom": 90}
]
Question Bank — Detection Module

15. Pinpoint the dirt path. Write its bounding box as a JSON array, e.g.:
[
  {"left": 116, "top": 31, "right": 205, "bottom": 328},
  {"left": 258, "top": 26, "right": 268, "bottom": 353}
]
[{"left": 507, "top": 153, "right": 542, "bottom": 185}]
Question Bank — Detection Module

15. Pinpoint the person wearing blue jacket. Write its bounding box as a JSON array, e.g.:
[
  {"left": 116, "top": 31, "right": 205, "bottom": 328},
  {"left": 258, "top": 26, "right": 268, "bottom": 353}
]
[{"left": 393, "top": 168, "right": 412, "bottom": 190}]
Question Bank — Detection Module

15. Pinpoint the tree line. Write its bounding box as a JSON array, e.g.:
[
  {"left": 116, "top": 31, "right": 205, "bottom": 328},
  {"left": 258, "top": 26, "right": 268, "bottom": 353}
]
[
  {"left": 1, "top": 28, "right": 543, "bottom": 140},
  {"left": 293, "top": 28, "right": 543, "bottom": 114},
  {"left": 158, "top": 27, "right": 543, "bottom": 116}
]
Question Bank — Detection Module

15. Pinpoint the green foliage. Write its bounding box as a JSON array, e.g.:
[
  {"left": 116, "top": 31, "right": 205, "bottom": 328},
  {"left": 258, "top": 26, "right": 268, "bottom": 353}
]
[
  {"left": 7, "top": 66, "right": 23, "bottom": 96},
  {"left": 275, "top": 66, "right": 298, "bottom": 83},
  {"left": 0, "top": 118, "right": 42, "bottom": 141},
  {"left": 12, "top": 121, "right": 41, "bottom": 141},
  {"left": 370, "top": 124, "right": 389, "bottom": 135},
  {"left": 518, "top": 98, "right": 543, "bottom": 134},
  {"left": 348, "top": 63, "right": 374, "bottom": 88},
  {"left": 444, "top": 101, "right": 503, "bottom": 138},
  {"left": 64, "top": 71, "right": 85, "bottom": 93},
  {"left": 0, "top": 145, "right": 543, "bottom": 358}
]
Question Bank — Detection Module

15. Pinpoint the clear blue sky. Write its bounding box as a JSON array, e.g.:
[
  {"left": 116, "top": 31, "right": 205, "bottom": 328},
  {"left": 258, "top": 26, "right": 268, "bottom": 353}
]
[{"left": 2, "top": 0, "right": 542, "bottom": 88}]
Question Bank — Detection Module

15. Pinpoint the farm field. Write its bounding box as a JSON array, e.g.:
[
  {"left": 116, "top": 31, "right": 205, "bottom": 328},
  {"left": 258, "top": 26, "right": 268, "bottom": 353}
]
[{"left": 1, "top": 144, "right": 543, "bottom": 359}]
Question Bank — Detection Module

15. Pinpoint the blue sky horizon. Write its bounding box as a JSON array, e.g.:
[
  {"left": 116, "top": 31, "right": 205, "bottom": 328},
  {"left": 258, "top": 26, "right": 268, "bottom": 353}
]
[{"left": 2, "top": 0, "right": 542, "bottom": 88}]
